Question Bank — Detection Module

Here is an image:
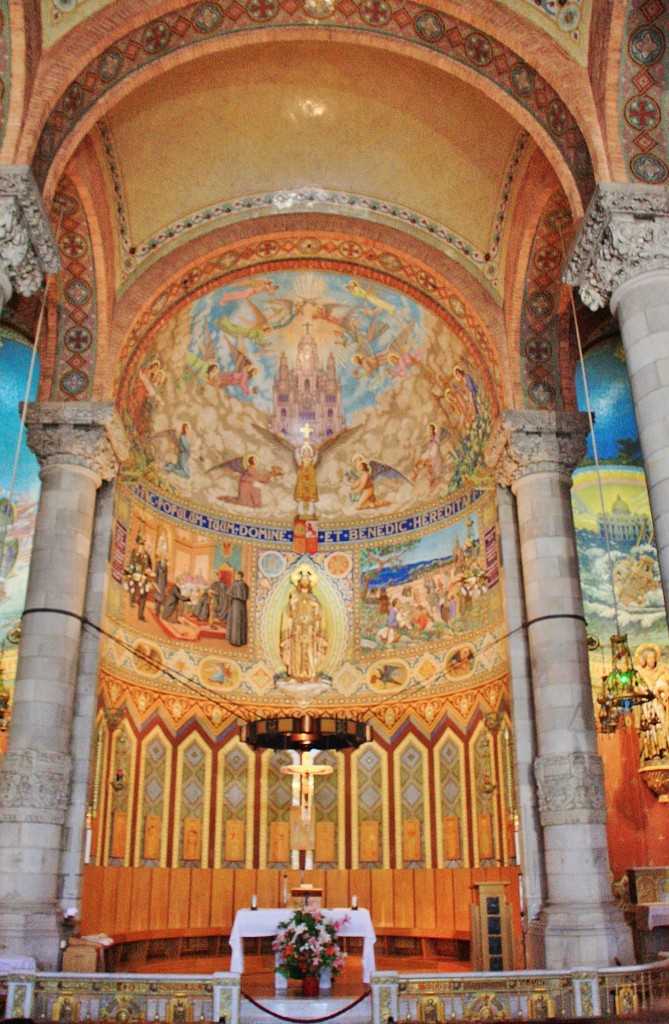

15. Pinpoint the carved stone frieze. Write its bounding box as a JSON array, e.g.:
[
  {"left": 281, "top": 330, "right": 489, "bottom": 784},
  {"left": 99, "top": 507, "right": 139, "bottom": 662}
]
[
  {"left": 0, "top": 749, "right": 71, "bottom": 826},
  {"left": 0, "top": 167, "right": 60, "bottom": 296},
  {"left": 486, "top": 409, "right": 589, "bottom": 488},
  {"left": 564, "top": 183, "right": 669, "bottom": 311},
  {"left": 534, "top": 752, "right": 606, "bottom": 826},
  {"left": 24, "top": 402, "right": 130, "bottom": 482}
]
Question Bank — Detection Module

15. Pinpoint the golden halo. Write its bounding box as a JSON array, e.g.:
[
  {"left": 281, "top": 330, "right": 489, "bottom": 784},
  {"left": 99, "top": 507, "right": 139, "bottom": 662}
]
[
  {"left": 290, "top": 564, "right": 318, "bottom": 588},
  {"left": 242, "top": 452, "right": 257, "bottom": 470},
  {"left": 634, "top": 642, "right": 661, "bottom": 662}
]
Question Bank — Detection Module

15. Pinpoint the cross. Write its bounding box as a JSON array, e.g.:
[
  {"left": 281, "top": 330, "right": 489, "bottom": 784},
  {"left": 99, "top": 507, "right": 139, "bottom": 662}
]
[{"left": 300, "top": 423, "right": 314, "bottom": 441}]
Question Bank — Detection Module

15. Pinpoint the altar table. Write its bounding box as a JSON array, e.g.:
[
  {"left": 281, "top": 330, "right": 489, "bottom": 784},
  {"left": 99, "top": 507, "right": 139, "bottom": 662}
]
[{"left": 229, "top": 907, "right": 377, "bottom": 983}]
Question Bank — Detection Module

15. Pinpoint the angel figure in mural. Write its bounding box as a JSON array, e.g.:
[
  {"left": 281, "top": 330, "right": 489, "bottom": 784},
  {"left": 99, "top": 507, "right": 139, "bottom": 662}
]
[
  {"left": 215, "top": 278, "right": 278, "bottom": 350},
  {"left": 345, "top": 279, "right": 396, "bottom": 317},
  {"left": 205, "top": 337, "right": 259, "bottom": 395},
  {"left": 252, "top": 421, "right": 362, "bottom": 519},
  {"left": 161, "top": 422, "right": 191, "bottom": 479},
  {"left": 280, "top": 565, "right": 328, "bottom": 682},
  {"left": 347, "top": 454, "right": 412, "bottom": 510},
  {"left": 207, "top": 452, "right": 284, "bottom": 508},
  {"left": 412, "top": 422, "right": 454, "bottom": 488}
]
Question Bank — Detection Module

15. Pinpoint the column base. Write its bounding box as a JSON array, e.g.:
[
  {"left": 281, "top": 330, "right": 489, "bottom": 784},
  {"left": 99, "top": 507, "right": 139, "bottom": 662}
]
[
  {"left": 537, "top": 902, "right": 634, "bottom": 969},
  {"left": 0, "top": 900, "right": 62, "bottom": 969}
]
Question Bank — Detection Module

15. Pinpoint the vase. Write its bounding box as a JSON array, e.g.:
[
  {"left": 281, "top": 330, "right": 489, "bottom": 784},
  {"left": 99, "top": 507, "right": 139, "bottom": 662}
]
[
  {"left": 319, "top": 966, "right": 332, "bottom": 991},
  {"left": 302, "top": 975, "right": 319, "bottom": 996}
]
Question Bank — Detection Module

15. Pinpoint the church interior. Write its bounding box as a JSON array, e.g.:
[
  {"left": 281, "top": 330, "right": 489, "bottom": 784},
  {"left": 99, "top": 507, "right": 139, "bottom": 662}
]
[{"left": 0, "top": 0, "right": 669, "bottom": 1018}]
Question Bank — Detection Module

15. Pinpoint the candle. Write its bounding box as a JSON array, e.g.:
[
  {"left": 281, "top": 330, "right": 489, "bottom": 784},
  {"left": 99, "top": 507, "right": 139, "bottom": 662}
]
[
  {"left": 351, "top": 894, "right": 358, "bottom": 909},
  {"left": 251, "top": 894, "right": 257, "bottom": 909}
]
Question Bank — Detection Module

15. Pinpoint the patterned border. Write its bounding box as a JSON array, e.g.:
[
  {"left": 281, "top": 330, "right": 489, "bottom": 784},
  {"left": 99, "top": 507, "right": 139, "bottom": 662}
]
[
  {"left": 32, "top": 1, "right": 593, "bottom": 203},
  {"left": 50, "top": 175, "right": 98, "bottom": 400},
  {"left": 519, "top": 189, "right": 572, "bottom": 410},
  {"left": 619, "top": 0, "right": 669, "bottom": 184},
  {"left": 0, "top": 1, "right": 10, "bottom": 150},
  {"left": 102, "top": 127, "right": 529, "bottom": 297}
]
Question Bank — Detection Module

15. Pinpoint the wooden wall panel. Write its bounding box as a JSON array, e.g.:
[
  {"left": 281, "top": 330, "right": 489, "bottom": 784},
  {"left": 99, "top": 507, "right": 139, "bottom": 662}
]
[
  {"left": 149, "top": 869, "right": 171, "bottom": 931},
  {"left": 211, "top": 870, "right": 234, "bottom": 931},
  {"left": 190, "top": 869, "right": 213, "bottom": 928},
  {"left": 393, "top": 870, "right": 415, "bottom": 929},
  {"left": 115, "top": 867, "right": 133, "bottom": 934},
  {"left": 499, "top": 867, "right": 523, "bottom": 937},
  {"left": 434, "top": 868, "right": 455, "bottom": 936},
  {"left": 453, "top": 868, "right": 472, "bottom": 934},
  {"left": 167, "top": 868, "right": 192, "bottom": 929},
  {"left": 325, "top": 870, "right": 349, "bottom": 910},
  {"left": 99, "top": 866, "right": 119, "bottom": 933},
  {"left": 371, "top": 869, "right": 394, "bottom": 927},
  {"left": 233, "top": 868, "right": 257, "bottom": 913},
  {"left": 256, "top": 868, "right": 280, "bottom": 907},
  {"left": 129, "top": 868, "right": 152, "bottom": 932},
  {"left": 80, "top": 866, "right": 104, "bottom": 935},
  {"left": 348, "top": 869, "right": 371, "bottom": 912},
  {"left": 414, "top": 868, "right": 437, "bottom": 932}
]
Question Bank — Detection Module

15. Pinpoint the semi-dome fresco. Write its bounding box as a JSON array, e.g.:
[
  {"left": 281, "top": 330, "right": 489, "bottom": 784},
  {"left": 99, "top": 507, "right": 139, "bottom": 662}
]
[
  {"left": 120, "top": 270, "right": 494, "bottom": 525},
  {"left": 108, "top": 267, "right": 506, "bottom": 727}
]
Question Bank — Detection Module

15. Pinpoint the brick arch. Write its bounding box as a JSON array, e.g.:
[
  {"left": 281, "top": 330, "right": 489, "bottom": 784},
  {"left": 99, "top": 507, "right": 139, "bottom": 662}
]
[{"left": 29, "top": 5, "right": 594, "bottom": 211}]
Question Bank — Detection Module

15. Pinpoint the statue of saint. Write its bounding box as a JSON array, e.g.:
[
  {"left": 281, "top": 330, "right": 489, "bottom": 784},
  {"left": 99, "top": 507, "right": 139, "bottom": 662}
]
[{"left": 280, "top": 567, "right": 328, "bottom": 681}]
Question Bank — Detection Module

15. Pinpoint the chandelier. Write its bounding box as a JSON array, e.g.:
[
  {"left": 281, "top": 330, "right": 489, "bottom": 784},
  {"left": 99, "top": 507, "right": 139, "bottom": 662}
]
[{"left": 597, "top": 633, "right": 653, "bottom": 734}]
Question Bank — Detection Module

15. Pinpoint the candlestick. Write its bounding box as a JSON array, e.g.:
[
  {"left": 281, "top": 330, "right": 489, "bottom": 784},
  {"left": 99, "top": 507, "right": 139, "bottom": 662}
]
[
  {"left": 351, "top": 894, "right": 358, "bottom": 909},
  {"left": 251, "top": 894, "right": 257, "bottom": 910}
]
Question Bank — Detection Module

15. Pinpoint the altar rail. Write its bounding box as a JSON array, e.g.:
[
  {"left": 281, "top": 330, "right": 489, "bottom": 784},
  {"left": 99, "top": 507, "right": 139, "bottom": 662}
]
[
  {"left": 81, "top": 864, "right": 522, "bottom": 963},
  {"left": 2, "top": 961, "right": 668, "bottom": 1023}
]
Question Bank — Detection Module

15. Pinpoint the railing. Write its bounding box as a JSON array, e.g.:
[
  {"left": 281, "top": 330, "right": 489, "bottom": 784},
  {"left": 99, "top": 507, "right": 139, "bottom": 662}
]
[
  {"left": 1, "top": 959, "right": 668, "bottom": 1024},
  {"left": 370, "top": 960, "right": 669, "bottom": 1022}
]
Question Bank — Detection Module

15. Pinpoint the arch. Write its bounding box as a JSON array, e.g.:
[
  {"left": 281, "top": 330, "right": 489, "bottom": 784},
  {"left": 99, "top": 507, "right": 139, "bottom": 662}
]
[
  {"left": 433, "top": 728, "right": 468, "bottom": 868},
  {"left": 214, "top": 734, "right": 255, "bottom": 869},
  {"left": 351, "top": 740, "right": 390, "bottom": 869},
  {"left": 134, "top": 724, "right": 173, "bottom": 867},
  {"left": 392, "top": 731, "right": 432, "bottom": 869},
  {"left": 28, "top": 10, "right": 595, "bottom": 211},
  {"left": 617, "top": 0, "right": 669, "bottom": 185},
  {"left": 172, "top": 731, "right": 213, "bottom": 867}
]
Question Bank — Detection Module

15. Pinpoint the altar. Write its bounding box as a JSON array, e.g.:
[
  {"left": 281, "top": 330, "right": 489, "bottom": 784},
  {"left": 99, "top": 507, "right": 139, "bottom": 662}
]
[{"left": 229, "top": 908, "right": 377, "bottom": 983}]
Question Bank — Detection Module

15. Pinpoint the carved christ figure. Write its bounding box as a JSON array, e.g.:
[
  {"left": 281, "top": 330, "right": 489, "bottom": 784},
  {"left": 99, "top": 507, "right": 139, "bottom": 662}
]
[{"left": 280, "top": 568, "right": 328, "bottom": 681}]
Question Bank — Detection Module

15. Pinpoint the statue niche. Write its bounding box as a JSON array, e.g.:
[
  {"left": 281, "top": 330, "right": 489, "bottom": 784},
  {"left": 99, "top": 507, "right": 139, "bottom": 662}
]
[{"left": 280, "top": 566, "right": 328, "bottom": 683}]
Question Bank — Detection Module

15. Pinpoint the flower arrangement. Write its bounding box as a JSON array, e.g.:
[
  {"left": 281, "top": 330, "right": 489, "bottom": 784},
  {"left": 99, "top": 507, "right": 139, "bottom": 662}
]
[{"left": 272, "top": 907, "right": 348, "bottom": 979}]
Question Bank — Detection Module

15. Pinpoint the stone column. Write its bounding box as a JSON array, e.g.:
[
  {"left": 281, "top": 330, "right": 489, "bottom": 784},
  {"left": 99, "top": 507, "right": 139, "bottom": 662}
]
[
  {"left": 487, "top": 410, "right": 633, "bottom": 969},
  {"left": 0, "top": 167, "right": 60, "bottom": 311},
  {"left": 59, "top": 478, "right": 117, "bottom": 915},
  {"left": 0, "top": 403, "right": 128, "bottom": 967},
  {"left": 495, "top": 486, "right": 546, "bottom": 967},
  {"left": 565, "top": 183, "right": 669, "bottom": 620}
]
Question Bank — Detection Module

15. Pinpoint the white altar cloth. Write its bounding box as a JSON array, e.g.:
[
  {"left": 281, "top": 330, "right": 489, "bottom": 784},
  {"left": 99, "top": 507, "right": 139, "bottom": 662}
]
[
  {"left": 229, "top": 908, "right": 376, "bottom": 983},
  {"left": 0, "top": 956, "right": 36, "bottom": 972}
]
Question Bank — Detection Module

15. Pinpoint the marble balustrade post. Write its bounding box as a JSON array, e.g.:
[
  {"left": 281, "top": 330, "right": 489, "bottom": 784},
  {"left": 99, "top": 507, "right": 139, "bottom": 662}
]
[
  {"left": 0, "top": 403, "right": 127, "bottom": 967},
  {"left": 565, "top": 183, "right": 669, "bottom": 622},
  {"left": 487, "top": 410, "right": 633, "bottom": 969}
]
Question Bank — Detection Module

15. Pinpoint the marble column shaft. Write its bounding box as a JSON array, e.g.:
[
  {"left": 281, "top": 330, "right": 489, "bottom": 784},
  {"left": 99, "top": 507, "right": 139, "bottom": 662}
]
[
  {"left": 565, "top": 182, "right": 669, "bottom": 623},
  {"left": 488, "top": 410, "right": 633, "bottom": 969},
  {"left": 0, "top": 403, "right": 127, "bottom": 967}
]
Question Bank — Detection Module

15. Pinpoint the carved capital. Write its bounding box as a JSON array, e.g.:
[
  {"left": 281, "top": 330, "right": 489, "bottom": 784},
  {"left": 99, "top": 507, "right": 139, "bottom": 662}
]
[
  {"left": 24, "top": 402, "right": 130, "bottom": 482},
  {"left": 564, "top": 183, "right": 669, "bottom": 311},
  {"left": 486, "top": 409, "right": 589, "bottom": 488},
  {"left": 534, "top": 751, "right": 606, "bottom": 826},
  {"left": 0, "top": 167, "right": 60, "bottom": 297},
  {"left": 0, "top": 750, "right": 71, "bottom": 826}
]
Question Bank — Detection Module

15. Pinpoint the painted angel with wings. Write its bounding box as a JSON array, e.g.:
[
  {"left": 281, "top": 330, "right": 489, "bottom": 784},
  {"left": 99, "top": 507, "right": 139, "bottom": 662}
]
[
  {"left": 206, "top": 452, "right": 283, "bottom": 508},
  {"left": 348, "top": 453, "right": 413, "bottom": 510},
  {"left": 412, "top": 422, "right": 454, "bottom": 488},
  {"left": 252, "top": 421, "right": 363, "bottom": 519}
]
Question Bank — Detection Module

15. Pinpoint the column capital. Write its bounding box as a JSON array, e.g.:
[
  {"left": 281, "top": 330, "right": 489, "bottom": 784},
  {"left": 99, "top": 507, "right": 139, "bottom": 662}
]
[
  {"left": 0, "top": 166, "right": 60, "bottom": 296},
  {"left": 486, "top": 409, "right": 589, "bottom": 489},
  {"left": 564, "top": 182, "right": 669, "bottom": 311},
  {"left": 534, "top": 752, "right": 607, "bottom": 826},
  {"left": 0, "top": 749, "right": 71, "bottom": 826},
  {"left": 25, "top": 402, "right": 130, "bottom": 482}
]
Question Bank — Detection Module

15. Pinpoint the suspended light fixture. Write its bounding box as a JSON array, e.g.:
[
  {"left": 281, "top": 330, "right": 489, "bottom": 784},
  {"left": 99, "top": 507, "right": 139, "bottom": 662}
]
[
  {"left": 240, "top": 714, "right": 371, "bottom": 751},
  {"left": 597, "top": 633, "right": 652, "bottom": 733}
]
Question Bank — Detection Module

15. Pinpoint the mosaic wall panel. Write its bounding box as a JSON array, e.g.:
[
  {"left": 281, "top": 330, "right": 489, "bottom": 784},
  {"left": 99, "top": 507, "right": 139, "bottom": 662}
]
[
  {"left": 263, "top": 750, "right": 293, "bottom": 869},
  {"left": 395, "top": 737, "right": 429, "bottom": 869},
  {"left": 436, "top": 732, "right": 467, "bottom": 868},
  {"left": 313, "top": 750, "right": 339, "bottom": 869},
  {"left": 137, "top": 730, "right": 170, "bottom": 867},
  {"left": 471, "top": 726, "right": 499, "bottom": 868},
  {"left": 175, "top": 737, "right": 210, "bottom": 867},
  {"left": 353, "top": 744, "right": 387, "bottom": 869},
  {"left": 218, "top": 740, "right": 251, "bottom": 868},
  {"left": 106, "top": 723, "right": 135, "bottom": 866}
]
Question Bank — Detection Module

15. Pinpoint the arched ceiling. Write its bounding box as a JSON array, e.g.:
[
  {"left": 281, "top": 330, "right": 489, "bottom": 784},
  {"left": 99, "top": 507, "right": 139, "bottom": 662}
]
[{"left": 102, "top": 41, "right": 521, "bottom": 269}]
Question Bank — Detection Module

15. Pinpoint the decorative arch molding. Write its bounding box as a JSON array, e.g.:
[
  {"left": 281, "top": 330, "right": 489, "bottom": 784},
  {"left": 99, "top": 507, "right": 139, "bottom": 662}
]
[
  {"left": 30, "top": 5, "right": 594, "bottom": 209},
  {"left": 618, "top": 0, "right": 668, "bottom": 185}
]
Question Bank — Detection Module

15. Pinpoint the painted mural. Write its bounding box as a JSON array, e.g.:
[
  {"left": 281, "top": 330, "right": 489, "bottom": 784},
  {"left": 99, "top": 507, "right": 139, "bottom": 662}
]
[
  {"left": 572, "top": 338, "right": 669, "bottom": 746},
  {"left": 0, "top": 334, "right": 41, "bottom": 693},
  {"left": 121, "top": 271, "right": 492, "bottom": 526}
]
